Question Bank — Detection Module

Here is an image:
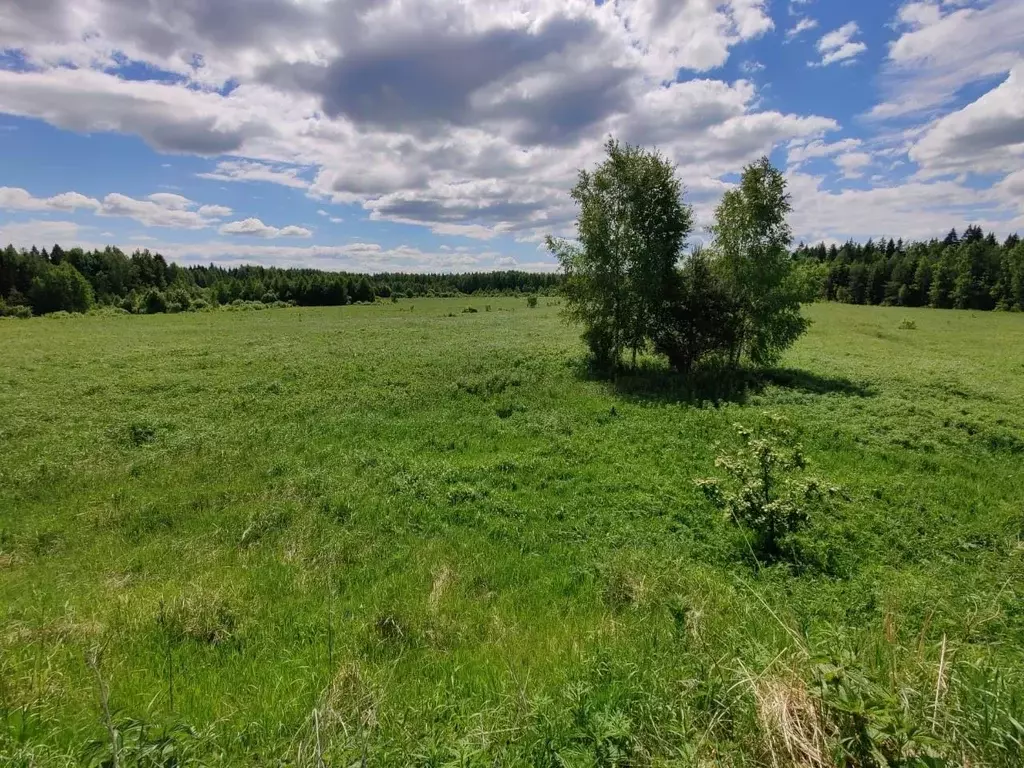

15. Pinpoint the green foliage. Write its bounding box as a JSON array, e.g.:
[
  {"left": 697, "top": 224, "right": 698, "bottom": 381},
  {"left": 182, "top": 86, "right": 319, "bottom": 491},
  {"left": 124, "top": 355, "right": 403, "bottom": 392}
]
[
  {"left": 698, "top": 420, "right": 830, "bottom": 563},
  {"left": 548, "top": 139, "right": 693, "bottom": 370},
  {"left": 527, "top": 295, "right": 538, "bottom": 308},
  {"left": 2, "top": 243, "right": 563, "bottom": 316},
  {"left": 144, "top": 289, "right": 168, "bottom": 315},
  {"left": 651, "top": 248, "right": 738, "bottom": 373},
  {"left": 2, "top": 300, "right": 1024, "bottom": 765},
  {"left": 28, "top": 262, "right": 94, "bottom": 315},
  {"left": 797, "top": 227, "right": 1024, "bottom": 312},
  {"left": 710, "top": 156, "right": 810, "bottom": 366},
  {"left": 84, "top": 718, "right": 204, "bottom": 767}
]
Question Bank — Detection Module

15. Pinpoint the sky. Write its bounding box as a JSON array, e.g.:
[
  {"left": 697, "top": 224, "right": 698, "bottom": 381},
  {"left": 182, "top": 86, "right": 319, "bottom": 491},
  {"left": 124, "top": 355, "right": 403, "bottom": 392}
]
[{"left": 1, "top": 0, "right": 1022, "bottom": 273}]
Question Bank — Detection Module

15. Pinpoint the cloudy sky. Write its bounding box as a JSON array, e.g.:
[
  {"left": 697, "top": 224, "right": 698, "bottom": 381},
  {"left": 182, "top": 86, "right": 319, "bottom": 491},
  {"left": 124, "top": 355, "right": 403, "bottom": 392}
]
[{"left": 1, "top": 0, "right": 1022, "bottom": 272}]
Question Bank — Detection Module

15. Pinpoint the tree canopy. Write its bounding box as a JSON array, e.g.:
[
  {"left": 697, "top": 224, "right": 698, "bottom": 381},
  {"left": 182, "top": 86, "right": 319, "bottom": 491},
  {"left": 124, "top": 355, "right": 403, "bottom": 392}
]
[{"left": 550, "top": 146, "right": 809, "bottom": 374}]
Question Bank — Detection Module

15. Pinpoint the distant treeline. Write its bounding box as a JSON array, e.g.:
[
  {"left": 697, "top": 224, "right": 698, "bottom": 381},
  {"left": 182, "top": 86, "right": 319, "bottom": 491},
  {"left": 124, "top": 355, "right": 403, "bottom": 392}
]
[
  {"left": 4, "top": 226, "right": 1024, "bottom": 318},
  {"left": 0, "top": 243, "right": 563, "bottom": 316},
  {"left": 795, "top": 227, "right": 1024, "bottom": 311}
]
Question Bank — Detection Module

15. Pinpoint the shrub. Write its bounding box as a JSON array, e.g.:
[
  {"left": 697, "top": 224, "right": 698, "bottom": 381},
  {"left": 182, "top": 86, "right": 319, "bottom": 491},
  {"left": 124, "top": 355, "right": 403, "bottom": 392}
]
[
  {"left": 0, "top": 303, "right": 32, "bottom": 319},
  {"left": 527, "top": 295, "right": 538, "bottom": 308},
  {"left": 652, "top": 249, "right": 739, "bottom": 373},
  {"left": 898, "top": 319, "right": 917, "bottom": 330},
  {"left": 144, "top": 289, "right": 168, "bottom": 314},
  {"left": 28, "top": 262, "right": 94, "bottom": 315},
  {"left": 697, "top": 422, "right": 835, "bottom": 565}
]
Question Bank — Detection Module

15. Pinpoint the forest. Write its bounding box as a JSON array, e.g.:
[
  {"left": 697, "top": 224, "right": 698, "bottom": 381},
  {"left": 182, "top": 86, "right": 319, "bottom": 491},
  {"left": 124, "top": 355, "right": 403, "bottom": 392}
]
[
  {"left": 0, "top": 245, "right": 561, "bottom": 317},
  {"left": 1, "top": 228, "right": 1022, "bottom": 319},
  {"left": 795, "top": 226, "right": 1024, "bottom": 311}
]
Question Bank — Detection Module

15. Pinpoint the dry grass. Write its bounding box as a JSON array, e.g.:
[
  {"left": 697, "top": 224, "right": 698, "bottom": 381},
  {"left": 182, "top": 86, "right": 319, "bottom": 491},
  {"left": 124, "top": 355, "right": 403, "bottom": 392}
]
[{"left": 750, "top": 670, "right": 830, "bottom": 768}]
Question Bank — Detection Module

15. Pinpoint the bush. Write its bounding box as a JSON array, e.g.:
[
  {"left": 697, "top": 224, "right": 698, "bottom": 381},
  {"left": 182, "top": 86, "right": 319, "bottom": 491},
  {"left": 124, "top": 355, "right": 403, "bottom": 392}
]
[
  {"left": 462, "top": 306, "right": 478, "bottom": 314},
  {"left": 527, "top": 296, "right": 538, "bottom": 308},
  {"left": 697, "top": 421, "right": 836, "bottom": 565},
  {"left": 653, "top": 250, "right": 738, "bottom": 373},
  {"left": 29, "top": 262, "right": 94, "bottom": 315},
  {"left": 0, "top": 301, "right": 32, "bottom": 319},
  {"left": 144, "top": 289, "right": 168, "bottom": 314}
]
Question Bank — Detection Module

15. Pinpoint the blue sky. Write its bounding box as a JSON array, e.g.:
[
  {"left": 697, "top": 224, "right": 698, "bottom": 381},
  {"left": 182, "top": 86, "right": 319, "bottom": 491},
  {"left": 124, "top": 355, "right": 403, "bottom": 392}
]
[{"left": 1, "top": 0, "right": 1022, "bottom": 272}]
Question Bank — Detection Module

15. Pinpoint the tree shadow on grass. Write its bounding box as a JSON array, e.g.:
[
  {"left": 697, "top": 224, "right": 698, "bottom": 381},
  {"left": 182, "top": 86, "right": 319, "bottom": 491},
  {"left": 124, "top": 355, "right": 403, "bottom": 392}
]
[{"left": 575, "top": 359, "right": 876, "bottom": 407}]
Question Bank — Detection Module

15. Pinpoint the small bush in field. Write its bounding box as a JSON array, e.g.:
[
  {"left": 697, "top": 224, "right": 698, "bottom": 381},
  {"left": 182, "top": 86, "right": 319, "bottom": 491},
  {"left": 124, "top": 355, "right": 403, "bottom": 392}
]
[
  {"left": 697, "top": 422, "right": 835, "bottom": 564},
  {"left": 527, "top": 296, "right": 538, "bottom": 308},
  {"left": 144, "top": 289, "right": 168, "bottom": 315},
  {"left": 899, "top": 319, "right": 917, "bottom": 330}
]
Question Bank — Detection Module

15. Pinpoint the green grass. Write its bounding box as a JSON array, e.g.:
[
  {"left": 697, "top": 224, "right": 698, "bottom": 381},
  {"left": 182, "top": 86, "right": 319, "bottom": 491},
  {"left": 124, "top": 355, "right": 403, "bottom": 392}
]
[{"left": 2, "top": 299, "right": 1023, "bottom": 766}]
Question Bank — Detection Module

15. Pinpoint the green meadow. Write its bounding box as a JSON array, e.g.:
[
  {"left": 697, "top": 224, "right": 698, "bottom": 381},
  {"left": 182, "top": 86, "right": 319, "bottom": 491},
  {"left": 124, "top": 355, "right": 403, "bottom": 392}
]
[{"left": 2, "top": 299, "right": 1023, "bottom": 766}]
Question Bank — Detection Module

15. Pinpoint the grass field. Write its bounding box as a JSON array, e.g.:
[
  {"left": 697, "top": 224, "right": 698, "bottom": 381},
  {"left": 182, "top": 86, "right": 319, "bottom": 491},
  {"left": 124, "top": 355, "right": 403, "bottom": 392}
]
[{"left": 2, "top": 299, "right": 1023, "bottom": 766}]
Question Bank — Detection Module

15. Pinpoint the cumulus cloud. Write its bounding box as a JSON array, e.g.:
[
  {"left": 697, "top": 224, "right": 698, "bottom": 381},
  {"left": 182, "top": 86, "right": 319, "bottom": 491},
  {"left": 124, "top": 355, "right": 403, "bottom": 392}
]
[
  {"left": 788, "top": 170, "right": 1023, "bottom": 243},
  {"left": 873, "top": 0, "right": 1024, "bottom": 118},
  {"left": 0, "top": 0, "right": 832, "bottom": 243},
  {"left": 813, "top": 22, "right": 866, "bottom": 67},
  {"left": 0, "top": 187, "right": 231, "bottom": 228},
  {"left": 0, "top": 218, "right": 85, "bottom": 245},
  {"left": 99, "top": 193, "right": 230, "bottom": 228},
  {"left": 0, "top": 186, "right": 101, "bottom": 212},
  {"left": 0, "top": 68, "right": 268, "bottom": 155},
  {"left": 834, "top": 151, "right": 873, "bottom": 178},
  {"left": 4, "top": 0, "right": 1017, "bottom": 250},
  {"left": 219, "top": 217, "right": 312, "bottom": 238},
  {"left": 910, "top": 64, "right": 1024, "bottom": 175}
]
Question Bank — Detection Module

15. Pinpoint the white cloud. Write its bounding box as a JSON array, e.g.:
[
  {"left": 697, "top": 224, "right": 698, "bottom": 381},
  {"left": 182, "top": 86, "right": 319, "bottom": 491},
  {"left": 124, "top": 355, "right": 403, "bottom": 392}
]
[
  {"left": 0, "top": 187, "right": 101, "bottom": 212},
  {"left": 813, "top": 22, "right": 866, "bottom": 67},
  {"left": 0, "top": 219, "right": 84, "bottom": 245},
  {"left": 219, "top": 217, "right": 313, "bottom": 238},
  {"left": 787, "top": 138, "right": 863, "bottom": 166},
  {"left": 99, "top": 193, "right": 228, "bottom": 228},
  {"left": 786, "top": 18, "right": 818, "bottom": 40},
  {"left": 873, "top": 0, "right": 1024, "bottom": 118},
  {"left": 788, "top": 169, "right": 1023, "bottom": 243},
  {"left": 198, "top": 160, "right": 311, "bottom": 189},
  {"left": 910, "top": 63, "right": 1024, "bottom": 175},
  {"left": 0, "top": 0, "right": 835, "bottom": 243},
  {"left": 0, "top": 186, "right": 232, "bottom": 229},
  {"left": 329, "top": 217, "right": 343, "bottom": 223},
  {"left": 834, "top": 151, "right": 873, "bottom": 178},
  {"left": 198, "top": 204, "right": 233, "bottom": 218}
]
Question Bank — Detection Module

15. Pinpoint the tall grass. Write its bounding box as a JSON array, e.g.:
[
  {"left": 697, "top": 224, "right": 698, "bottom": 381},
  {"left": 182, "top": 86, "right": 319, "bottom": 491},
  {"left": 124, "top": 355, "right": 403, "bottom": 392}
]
[{"left": 1, "top": 299, "right": 1023, "bottom": 764}]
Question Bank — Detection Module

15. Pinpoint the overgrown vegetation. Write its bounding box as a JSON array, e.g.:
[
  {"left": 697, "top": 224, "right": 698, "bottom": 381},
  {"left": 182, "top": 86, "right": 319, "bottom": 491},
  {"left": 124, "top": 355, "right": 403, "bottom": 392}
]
[{"left": 2, "top": 298, "right": 1023, "bottom": 765}]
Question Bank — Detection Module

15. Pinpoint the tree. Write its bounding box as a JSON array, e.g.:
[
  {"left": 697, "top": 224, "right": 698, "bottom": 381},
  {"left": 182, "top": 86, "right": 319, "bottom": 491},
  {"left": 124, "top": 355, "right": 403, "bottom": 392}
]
[
  {"left": 28, "top": 262, "right": 94, "bottom": 314},
  {"left": 709, "top": 156, "right": 809, "bottom": 367},
  {"left": 547, "top": 139, "right": 693, "bottom": 370},
  {"left": 651, "top": 248, "right": 738, "bottom": 373}
]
